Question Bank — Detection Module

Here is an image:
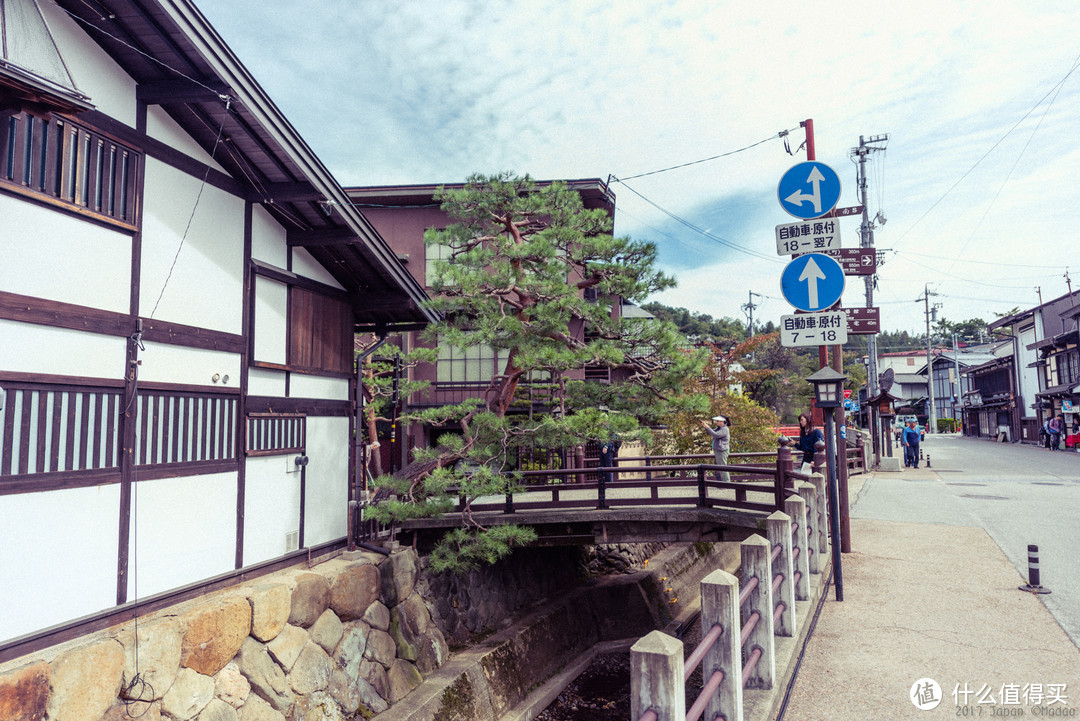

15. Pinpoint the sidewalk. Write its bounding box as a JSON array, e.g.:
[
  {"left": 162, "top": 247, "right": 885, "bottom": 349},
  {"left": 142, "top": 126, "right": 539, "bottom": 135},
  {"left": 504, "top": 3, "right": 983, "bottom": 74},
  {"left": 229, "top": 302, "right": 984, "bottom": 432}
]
[{"left": 781, "top": 467, "right": 1080, "bottom": 719}]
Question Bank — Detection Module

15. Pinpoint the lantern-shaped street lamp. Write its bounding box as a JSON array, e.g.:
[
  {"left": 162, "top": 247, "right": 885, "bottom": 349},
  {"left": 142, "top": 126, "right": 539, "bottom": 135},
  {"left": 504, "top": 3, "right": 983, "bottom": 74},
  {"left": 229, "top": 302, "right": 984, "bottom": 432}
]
[{"left": 806, "top": 366, "right": 847, "bottom": 601}]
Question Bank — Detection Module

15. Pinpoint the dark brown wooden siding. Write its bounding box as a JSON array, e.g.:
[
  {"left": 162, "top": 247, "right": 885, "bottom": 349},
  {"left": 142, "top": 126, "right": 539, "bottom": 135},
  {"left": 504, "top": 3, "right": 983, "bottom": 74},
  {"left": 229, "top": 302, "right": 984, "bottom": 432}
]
[{"left": 288, "top": 287, "right": 351, "bottom": 374}]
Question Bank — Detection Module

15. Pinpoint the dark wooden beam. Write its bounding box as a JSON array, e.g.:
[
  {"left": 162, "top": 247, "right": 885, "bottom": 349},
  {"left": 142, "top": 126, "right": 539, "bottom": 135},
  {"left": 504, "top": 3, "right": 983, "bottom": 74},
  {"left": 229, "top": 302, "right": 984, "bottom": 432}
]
[
  {"left": 248, "top": 182, "right": 324, "bottom": 204},
  {"left": 136, "top": 78, "right": 229, "bottom": 105},
  {"left": 287, "top": 227, "right": 359, "bottom": 247}
]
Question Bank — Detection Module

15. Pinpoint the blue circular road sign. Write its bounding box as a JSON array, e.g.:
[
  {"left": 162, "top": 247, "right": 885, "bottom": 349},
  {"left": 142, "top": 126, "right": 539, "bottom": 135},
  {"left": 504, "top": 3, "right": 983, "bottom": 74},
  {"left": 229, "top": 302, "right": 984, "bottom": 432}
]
[
  {"left": 780, "top": 253, "right": 846, "bottom": 312},
  {"left": 777, "top": 161, "right": 842, "bottom": 219}
]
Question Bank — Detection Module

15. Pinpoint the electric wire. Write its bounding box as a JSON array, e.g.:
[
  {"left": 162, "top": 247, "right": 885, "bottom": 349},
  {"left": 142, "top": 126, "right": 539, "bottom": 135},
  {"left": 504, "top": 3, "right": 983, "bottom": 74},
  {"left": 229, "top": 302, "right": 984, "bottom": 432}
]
[
  {"left": 149, "top": 101, "right": 231, "bottom": 319},
  {"left": 892, "top": 55, "right": 1080, "bottom": 248},
  {"left": 943, "top": 50, "right": 1079, "bottom": 277},
  {"left": 58, "top": 6, "right": 234, "bottom": 106},
  {"left": 614, "top": 128, "right": 800, "bottom": 181}
]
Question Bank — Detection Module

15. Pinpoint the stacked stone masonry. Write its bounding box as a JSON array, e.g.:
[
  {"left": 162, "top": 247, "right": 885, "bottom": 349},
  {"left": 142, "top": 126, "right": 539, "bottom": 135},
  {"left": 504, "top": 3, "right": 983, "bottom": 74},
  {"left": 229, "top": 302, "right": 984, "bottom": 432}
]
[{"left": 0, "top": 549, "right": 448, "bottom": 721}]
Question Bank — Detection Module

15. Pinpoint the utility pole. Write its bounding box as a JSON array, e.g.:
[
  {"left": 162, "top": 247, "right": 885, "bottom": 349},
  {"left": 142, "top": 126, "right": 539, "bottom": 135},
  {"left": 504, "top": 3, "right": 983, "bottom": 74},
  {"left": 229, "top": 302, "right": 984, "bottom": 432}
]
[
  {"left": 851, "top": 134, "right": 888, "bottom": 455},
  {"left": 742, "top": 291, "right": 762, "bottom": 336},
  {"left": 918, "top": 284, "right": 941, "bottom": 434},
  {"left": 1066, "top": 267, "right": 1073, "bottom": 295}
]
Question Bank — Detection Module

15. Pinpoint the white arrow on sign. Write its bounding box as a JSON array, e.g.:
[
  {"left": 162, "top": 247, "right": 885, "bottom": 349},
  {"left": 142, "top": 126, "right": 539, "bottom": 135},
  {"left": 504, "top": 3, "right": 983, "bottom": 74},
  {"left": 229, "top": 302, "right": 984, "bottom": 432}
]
[
  {"left": 784, "top": 165, "right": 825, "bottom": 215},
  {"left": 798, "top": 255, "right": 827, "bottom": 309}
]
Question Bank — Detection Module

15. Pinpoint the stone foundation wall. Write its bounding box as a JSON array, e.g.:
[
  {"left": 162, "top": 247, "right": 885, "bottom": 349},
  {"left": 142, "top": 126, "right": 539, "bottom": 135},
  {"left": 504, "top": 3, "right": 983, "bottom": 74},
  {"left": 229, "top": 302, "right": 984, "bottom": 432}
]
[{"left": 0, "top": 549, "right": 447, "bottom": 721}]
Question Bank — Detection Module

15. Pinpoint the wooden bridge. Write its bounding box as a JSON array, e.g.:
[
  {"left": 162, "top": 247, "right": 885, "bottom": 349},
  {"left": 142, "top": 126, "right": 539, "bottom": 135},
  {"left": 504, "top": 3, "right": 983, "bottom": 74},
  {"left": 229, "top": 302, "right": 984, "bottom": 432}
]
[{"left": 373, "top": 438, "right": 866, "bottom": 550}]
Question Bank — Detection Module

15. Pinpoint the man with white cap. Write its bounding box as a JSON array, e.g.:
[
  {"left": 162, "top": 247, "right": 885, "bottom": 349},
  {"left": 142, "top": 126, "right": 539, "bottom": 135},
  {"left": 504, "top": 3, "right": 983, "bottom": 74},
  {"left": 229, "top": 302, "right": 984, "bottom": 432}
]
[{"left": 700, "top": 415, "right": 731, "bottom": 481}]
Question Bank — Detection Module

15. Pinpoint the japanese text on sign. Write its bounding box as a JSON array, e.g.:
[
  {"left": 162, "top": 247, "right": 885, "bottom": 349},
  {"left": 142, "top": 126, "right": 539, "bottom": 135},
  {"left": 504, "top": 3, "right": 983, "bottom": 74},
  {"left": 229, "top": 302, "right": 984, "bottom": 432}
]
[
  {"left": 780, "top": 311, "right": 848, "bottom": 347},
  {"left": 776, "top": 219, "right": 840, "bottom": 255}
]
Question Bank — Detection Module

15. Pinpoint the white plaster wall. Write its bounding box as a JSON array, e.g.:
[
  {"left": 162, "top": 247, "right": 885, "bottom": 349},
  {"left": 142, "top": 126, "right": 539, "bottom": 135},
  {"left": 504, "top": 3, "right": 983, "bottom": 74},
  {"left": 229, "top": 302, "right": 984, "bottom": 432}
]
[
  {"left": 291, "top": 248, "right": 344, "bottom": 289},
  {"left": 251, "top": 205, "right": 288, "bottom": 269},
  {"left": 289, "top": 375, "right": 349, "bottom": 402},
  {"left": 135, "top": 341, "right": 240, "bottom": 388},
  {"left": 39, "top": 0, "right": 136, "bottom": 126},
  {"left": 242, "top": 455, "right": 302, "bottom": 566},
  {"left": 0, "top": 485, "right": 120, "bottom": 643},
  {"left": 1019, "top": 325, "right": 1040, "bottom": 415},
  {"left": 145, "top": 106, "right": 229, "bottom": 173},
  {"left": 247, "top": 367, "right": 287, "bottom": 397},
  {"left": 302, "top": 416, "right": 348, "bottom": 546},
  {"left": 0, "top": 194, "right": 131, "bottom": 313},
  {"left": 140, "top": 159, "right": 244, "bottom": 333},
  {"left": 0, "top": 320, "right": 126, "bottom": 380},
  {"left": 126, "top": 472, "right": 237, "bottom": 600},
  {"left": 253, "top": 277, "right": 287, "bottom": 365}
]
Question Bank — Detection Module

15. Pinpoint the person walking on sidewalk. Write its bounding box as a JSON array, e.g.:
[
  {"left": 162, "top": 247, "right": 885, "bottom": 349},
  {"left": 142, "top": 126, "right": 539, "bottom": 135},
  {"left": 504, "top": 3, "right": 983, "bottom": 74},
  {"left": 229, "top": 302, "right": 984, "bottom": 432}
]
[
  {"left": 701, "top": 416, "right": 730, "bottom": 481},
  {"left": 902, "top": 418, "right": 921, "bottom": 468},
  {"left": 1049, "top": 413, "right": 1064, "bottom": 451}
]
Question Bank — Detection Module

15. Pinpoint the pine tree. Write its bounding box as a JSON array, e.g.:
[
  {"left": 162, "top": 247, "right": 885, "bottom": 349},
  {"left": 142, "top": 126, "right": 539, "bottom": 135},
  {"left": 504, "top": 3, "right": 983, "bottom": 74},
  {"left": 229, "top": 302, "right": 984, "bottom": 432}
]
[{"left": 367, "top": 173, "right": 707, "bottom": 572}]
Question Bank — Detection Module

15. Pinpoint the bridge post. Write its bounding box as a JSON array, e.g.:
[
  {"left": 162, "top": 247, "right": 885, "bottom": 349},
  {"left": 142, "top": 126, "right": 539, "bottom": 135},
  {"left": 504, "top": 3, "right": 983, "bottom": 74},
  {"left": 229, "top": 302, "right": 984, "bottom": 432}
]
[
  {"left": 774, "top": 438, "right": 793, "bottom": 510},
  {"left": 597, "top": 468, "right": 607, "bottom": 510},
  {"left": 505, "top": 491, "right": 514, "bottom": 514},
  {"left": 795, "top": 482, "right": 819, "bottom": 574},
  {"left": 630, "top": 630, "right": 685, "bottom": 721},
  {"left": 701, "top": 569, "right": 743, "bottom": 721},
  {"left": 767, "top": 511, "right": 796, "bottom": 637},
  {"left": 809, "top": 472, "right": 828, "bottom": 557},
  {"left": 697, "top": 465, "right": 707, "bottom": 507},
  {"left": 786, "top": 494, "right": 811, "bottom": 601},
  {"left": 741, "top": 534, "right": 775, "bottom": 689}
]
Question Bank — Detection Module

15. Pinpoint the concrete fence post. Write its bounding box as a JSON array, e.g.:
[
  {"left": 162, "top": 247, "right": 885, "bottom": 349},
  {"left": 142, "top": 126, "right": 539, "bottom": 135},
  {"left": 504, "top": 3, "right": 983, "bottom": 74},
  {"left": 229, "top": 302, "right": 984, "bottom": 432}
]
[
  {"left": 700, "top": 569, "right": 744, "bottom": 721},
  {"left": 809, "top": 472, "right": 829, "bottom": 557},
  {"left": 631, "top": 630, "right": 685, "bottom": 721},
  {"left": 741, "top": 534, "right": 775, "bottom": 689},
  {"left": 785, "top": 494, "right": 811, "bottom": 602},
  {"left": 796, "top": 481, "right": 820, "bottom": 575},
  {"left": 767, "top": 510, "right": 796, "bottom": 637}
]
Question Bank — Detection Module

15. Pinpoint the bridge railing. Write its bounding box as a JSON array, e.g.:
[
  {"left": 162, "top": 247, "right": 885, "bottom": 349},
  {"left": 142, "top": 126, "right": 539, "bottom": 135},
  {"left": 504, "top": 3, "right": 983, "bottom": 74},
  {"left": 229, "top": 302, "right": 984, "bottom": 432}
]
[
  {"left": 454, "top": 442, "right": 806, "bottom": 516},
  {"left": 630, "top": 475, "right": 829, "bottom": 721}
]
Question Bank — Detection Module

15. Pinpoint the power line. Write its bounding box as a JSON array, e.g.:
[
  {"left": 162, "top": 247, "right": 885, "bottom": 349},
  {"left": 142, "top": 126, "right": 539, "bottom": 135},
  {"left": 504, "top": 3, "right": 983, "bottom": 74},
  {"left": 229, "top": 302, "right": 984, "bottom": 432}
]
[
  {"left": 892, "top": 55, "right": 1080, "bottom": 248},
  {"left": 613, "top": 127, "right": 800, "bottom": 182}
]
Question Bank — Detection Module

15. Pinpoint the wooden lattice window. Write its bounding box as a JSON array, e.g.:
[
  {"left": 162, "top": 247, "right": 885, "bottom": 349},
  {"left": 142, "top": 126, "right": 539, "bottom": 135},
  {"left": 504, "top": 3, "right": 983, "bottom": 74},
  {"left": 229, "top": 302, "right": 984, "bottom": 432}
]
[
  {"left": 245, "top": 414, "right": 305, "bottom": 456},
  {"left": 1, "top": 111, "right": 140, "bottom": 226}
]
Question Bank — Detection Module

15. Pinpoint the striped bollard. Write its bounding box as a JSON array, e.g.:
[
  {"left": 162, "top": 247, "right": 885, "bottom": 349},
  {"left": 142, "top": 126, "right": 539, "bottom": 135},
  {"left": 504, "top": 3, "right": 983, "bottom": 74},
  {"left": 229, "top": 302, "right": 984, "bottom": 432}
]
[{"left": 1018, "top": 544, "right": 1051, "bottom": 594}]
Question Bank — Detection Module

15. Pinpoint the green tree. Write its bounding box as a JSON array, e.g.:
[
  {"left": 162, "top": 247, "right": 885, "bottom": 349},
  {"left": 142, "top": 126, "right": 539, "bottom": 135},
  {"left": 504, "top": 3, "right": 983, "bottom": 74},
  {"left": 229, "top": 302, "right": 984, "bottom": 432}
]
[{"left": 368, "top": 173, "right": 707, "bottom": 573}]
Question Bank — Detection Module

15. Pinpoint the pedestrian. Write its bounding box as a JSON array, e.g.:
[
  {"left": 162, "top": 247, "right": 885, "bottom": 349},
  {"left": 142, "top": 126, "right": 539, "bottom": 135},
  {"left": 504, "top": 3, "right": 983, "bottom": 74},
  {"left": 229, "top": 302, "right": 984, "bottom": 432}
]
[
  {"left": 1042, "top": 415, "right": 1052, "bottom": 450},
  {"left": 598, "top": 428, "right": 621, "bottom": 484},
  {"left": 700, "top": 415, "right": 730, "bottom": 482},
  {"left": 796, "top": 412, "right": 824, "bottom": 475},
  {"left": 1049, "top": 413, "right": 1064, "bottom": 451},
  {"left": 902, "top": 418, "right": 921, "bottom": 468}
]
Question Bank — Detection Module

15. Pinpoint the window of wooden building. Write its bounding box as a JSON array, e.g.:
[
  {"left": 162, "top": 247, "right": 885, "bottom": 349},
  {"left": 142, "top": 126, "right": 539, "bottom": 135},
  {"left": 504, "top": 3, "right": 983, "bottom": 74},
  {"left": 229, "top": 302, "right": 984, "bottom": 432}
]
[{"left": 288, "top": 286, "right": 352, "bottom": 375}]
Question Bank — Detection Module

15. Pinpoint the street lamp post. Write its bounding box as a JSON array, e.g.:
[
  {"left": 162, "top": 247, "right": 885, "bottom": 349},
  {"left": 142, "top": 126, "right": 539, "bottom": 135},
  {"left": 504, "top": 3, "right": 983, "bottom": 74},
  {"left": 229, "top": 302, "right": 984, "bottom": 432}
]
[{"left": 807, "top": 366, "right": 848, "bottom": 602}]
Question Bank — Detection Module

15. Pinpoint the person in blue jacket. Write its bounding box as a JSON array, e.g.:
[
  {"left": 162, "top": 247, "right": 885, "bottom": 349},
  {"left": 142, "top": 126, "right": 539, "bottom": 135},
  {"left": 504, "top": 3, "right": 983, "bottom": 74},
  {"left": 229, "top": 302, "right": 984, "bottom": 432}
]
[
  {"left": 902, "top": 418, "right": 921, "bottom": 468},
  {"left": 796, "top": 412, "right": 824, "bottom": 474}
]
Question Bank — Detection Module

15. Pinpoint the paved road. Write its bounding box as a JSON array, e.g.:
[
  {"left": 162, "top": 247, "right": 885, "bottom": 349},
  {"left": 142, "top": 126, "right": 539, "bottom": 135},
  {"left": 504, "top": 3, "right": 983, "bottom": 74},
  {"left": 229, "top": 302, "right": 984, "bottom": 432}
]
[{"left": 853, "top": 433, "right": 1080, "bottom": 647}]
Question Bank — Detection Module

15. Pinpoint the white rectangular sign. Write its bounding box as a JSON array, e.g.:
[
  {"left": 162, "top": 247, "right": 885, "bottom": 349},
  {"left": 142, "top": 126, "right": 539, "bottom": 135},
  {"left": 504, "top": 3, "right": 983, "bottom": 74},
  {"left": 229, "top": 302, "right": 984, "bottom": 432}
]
[
  {"left": 780, "top": 311, "right": 848, "bottom": 347},
  {"left": 775, "top": 219, "right": 842, "bottom": 255}
]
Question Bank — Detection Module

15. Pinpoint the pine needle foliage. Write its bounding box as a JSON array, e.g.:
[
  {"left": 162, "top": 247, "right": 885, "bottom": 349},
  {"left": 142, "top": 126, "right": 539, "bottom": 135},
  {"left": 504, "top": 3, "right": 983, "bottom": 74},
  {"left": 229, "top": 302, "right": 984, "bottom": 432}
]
[{"left": 369, "top": 173, "right": 707, "bottom": 572}]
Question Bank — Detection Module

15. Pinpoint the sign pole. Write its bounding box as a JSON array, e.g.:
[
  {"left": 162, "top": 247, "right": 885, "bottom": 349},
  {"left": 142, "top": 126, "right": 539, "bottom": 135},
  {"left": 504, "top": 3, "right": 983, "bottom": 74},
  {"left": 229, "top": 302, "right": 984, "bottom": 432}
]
[{"left": 799, "top": 118, "right": 850, "bottom": 554}]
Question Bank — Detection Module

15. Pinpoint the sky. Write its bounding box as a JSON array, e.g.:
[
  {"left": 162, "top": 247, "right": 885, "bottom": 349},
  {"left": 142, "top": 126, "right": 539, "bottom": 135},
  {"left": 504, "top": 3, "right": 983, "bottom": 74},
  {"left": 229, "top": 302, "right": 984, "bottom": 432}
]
[{"left": 197, "top": 0, "right": 1080, "bottom": 337}]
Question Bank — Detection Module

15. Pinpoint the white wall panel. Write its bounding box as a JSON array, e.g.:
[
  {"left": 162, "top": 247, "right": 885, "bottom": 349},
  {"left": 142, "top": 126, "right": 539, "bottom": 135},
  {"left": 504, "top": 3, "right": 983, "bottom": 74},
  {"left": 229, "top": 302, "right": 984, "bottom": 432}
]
[
  {"left": 289, "top": 375, "right": 349, "bottom": 402},
  {"left": 145, "top": 106, "right": 229, "bottom": 173},
  {"left": 136, "top": 341, "right": 239, "bottom": 388},
  {"left": 243, "top": 456, "right": 302, "bottom": 566},
  {"left": 0, "top": 486, "right": 120, "bottom": 643},
  {"left": 253, "top": 277, "right": 287, "bottom": 365},
  {"left": 302, "top": 416, "right": 348, "bottom": 546},
  {"left": 140, "top": 160, "right": 244, "bottom": 333},
  {"left": 247, "top": 367, "right": 287, "bottom": 397},
  {"left": 0, "top": 320, "right": 125, "bottom": 379},
  {"left": 251, "top": 205, "right": 288, "bottom": 268},
  {"left": 0, "top": 194, "right": 131, "bottom": 313},
  {"left": 127, "top": 473, "right": 237, "bottom": 600},
  {"left": 291, "top": 248, "right": 344, "bottom": 289},
  {"left": 39, "top": 0, "right": 136, "bottom": 126}
]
